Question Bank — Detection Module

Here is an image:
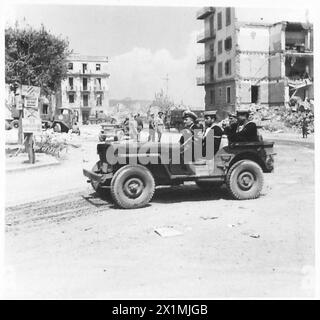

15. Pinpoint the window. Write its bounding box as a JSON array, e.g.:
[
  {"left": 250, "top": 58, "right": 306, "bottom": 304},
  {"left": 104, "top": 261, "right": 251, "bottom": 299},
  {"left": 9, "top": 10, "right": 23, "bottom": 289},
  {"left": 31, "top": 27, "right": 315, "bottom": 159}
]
[
  {"left": 218, "top": 40, "right": 223, "bottom": 54},
  {"left": 96, "top": 78, "right": 101, "bottom": 90},
  {"left": 251, "top": 85, "right": 259, "bottom": 103},
  {"left": 82, "top": 63, "right": 87, "bottom": 73},
  {"left": 209, "top": 44, "right": 214, "bottom": 59},
  {"left": 217, "top": 12, "right": 222, "bottom": 30},
  {"left": 225, "top": 60, "right": 232, "bottom": 75},
  {"left": 68, "top": 63, "right": 73, "bottom": 70},
  {"left": 209, "top": 15, "right": 214, "bottom": 36},
  {"left": 68, "top": 94, "right": 74, "bottom": 103},
  {"left": 226, "top": 87, "right": 231, "bottom": 103},
  {"left": 218, "top": 62, "right": 223, "bottom": 77},
  {"left": 96, "top": 93, "right": 103, "bottom": 106},
  {"left": 210, "top": 66, "right": 214, "bottom": 81},
  {"left": 225, "top": 37, "right": 232, "bottom": 51},
  {"left": 96, "top": 64, "right": 101, "bottom": 71},
  {"left": 219, "top": 87, "right": 222, "bottom": 97},
  {"left": 226, "top": 8, "right": 231, "bottom": 26},
  {"left": 210, "top": 90, "right": 215, "bottom": 105},
  {"left": 83, "top": 94, "right": 88, "bottom": 107},
  {"left": 68, "top": 77, "right": 73, "bottom": 89}
]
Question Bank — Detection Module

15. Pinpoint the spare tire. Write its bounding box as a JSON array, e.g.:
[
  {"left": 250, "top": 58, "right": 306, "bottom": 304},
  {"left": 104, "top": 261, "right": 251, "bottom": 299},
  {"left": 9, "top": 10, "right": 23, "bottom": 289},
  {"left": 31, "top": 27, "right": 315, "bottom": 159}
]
[
  {"left": 226, "top": 160, "right": 264, "bottom": 200},
  {"left": 110, "top": 165, "right": 155, "bottom": 209}
]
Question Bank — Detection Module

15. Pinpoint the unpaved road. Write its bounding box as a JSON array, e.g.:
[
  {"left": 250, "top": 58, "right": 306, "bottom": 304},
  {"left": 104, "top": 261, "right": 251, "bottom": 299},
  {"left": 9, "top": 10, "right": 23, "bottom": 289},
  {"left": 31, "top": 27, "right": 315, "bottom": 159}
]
[{"left": 4, "top": 141, "right": 315, "bottom": 299}]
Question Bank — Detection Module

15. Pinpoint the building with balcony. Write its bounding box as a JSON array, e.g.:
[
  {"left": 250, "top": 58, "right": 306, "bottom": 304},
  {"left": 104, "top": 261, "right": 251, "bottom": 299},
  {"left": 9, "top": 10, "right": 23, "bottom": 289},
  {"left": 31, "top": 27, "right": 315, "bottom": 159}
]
[
  {"left": 60, "top": 54, "right": 110, "bottom": 123},
  {"left": 196, "top": 7, "right": 313, "bottom": 118}
]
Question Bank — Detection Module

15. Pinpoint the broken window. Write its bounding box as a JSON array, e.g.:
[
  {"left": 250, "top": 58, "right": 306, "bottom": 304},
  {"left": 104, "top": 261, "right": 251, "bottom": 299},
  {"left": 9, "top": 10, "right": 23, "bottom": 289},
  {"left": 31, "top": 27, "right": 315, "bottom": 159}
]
[
  {"left": 218, "top": 62, "right": 222, "bottom": 77},
  {"left": 209, "top": 15, "right": 214, "bottom": 36},
  {"left": 226, "top": 86, "right": 231, "bottom": 103},
  {"left": 225, "top": 37, "right": 232, "bottom": 51},
  {"left": 209, "top": 44, "right": 214, "bottom": 59},
  {"left": 43, "top": 104, "right": 48, "bottom": 114},
  {"left": 83, "top": 78, "right": 88, "bottom": 90},
  {"left": 217, "top": 12, "right": 222, "bottom": 30},
  {"left": 226, "top": 8, "right": 231, "bottom": 26},
  {"left": 219, "top": 87, "right": 222, "bottom": 97},
  {"left": 68, "top": 63, "right": 73, "bottom": 70},
  {"left": 225, "top": 60, "right": 232, "bottom": 75},
  {"left": 218, "top": 40, "right": 223, "bottom": 54},
  {"left": 251, "top": 85, "right": 259, "bottom": 103},
  {"left": 68, "top": 94, "right": 74, "bottom": 103},
  {"left": 96, "top": 64, "right": 101, "bottom": 71}
]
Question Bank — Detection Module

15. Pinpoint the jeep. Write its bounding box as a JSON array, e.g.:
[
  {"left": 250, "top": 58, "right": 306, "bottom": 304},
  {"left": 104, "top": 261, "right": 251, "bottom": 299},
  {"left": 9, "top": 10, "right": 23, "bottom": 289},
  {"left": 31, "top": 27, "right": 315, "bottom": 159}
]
[{"left": 83, "top": 136, "right": 275, "bottom": 209}]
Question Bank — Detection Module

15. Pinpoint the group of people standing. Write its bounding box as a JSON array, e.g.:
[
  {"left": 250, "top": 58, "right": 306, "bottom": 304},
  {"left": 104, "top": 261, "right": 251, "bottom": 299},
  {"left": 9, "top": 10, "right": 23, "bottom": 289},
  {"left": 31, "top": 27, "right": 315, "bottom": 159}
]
[{"left": 148, "top": 111, "right": 165, "bottom": 142}]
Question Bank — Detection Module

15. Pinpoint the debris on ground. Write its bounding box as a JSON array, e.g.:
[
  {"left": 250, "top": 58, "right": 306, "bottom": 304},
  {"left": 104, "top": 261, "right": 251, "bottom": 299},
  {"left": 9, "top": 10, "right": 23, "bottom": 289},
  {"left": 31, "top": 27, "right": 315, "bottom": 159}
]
[
  {"left": 154, "top": 227, "right": 183, "bottom": 238},
  {"left": 200, "top": 216, "right": 219, "bottom": 220},
  {"left": 249, "top": 233, "right": 260, "bottom": 239}
]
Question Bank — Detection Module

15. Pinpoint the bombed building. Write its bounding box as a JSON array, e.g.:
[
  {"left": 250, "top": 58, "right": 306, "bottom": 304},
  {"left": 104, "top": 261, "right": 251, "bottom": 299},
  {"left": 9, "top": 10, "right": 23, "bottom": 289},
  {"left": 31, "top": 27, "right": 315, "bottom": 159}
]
[{"left": 196, "top": 7, "right": 313, "bottom": 118}]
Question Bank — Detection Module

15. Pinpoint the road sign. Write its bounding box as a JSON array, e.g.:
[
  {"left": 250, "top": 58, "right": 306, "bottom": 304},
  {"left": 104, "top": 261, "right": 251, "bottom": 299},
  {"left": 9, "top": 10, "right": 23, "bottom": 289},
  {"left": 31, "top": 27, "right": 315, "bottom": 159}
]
[
  {"left": 22, "top": 107, "right": 42, "bottom": 133},
  {"left": 21, "top": 85, "right": 41, "bottom": 97}
]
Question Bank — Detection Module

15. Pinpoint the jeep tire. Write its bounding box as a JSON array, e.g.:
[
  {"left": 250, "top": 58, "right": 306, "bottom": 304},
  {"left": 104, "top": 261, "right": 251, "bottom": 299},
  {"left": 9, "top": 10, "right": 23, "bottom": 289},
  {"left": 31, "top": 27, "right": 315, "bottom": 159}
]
[
  {"left": 226, "top": 160, "right": 264, "bottom": 200},
  {"left": 110, "top": 165, "right": 155, "bottom": 209}
]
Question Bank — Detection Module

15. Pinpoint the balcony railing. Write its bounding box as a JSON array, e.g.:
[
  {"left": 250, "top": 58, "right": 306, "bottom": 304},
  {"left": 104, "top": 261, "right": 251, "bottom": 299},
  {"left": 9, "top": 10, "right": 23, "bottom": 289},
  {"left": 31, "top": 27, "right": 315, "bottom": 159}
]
[
  {"left": 196, "top": 7, "right": 215, "bottom": 19},
  {"left": 197, "top": 30, "right": 216, "bottom": 43},
  {"left": 66, "top": 85, "right": 77, "bottom": 91},
  {"left": 94, "top": 85, "right": 105, "bottom": 91},
  {"left": 196, "top": 77, "right": 215, "bottom": 86},
  {"left": 196, "top": 77, "right": 205, "bottom": 86},
  {"left": 80, "top": 86, "right": 91, "bottom": 92},
  {"left": 197, "top": 54, "right": 216, "bottom": 64}
]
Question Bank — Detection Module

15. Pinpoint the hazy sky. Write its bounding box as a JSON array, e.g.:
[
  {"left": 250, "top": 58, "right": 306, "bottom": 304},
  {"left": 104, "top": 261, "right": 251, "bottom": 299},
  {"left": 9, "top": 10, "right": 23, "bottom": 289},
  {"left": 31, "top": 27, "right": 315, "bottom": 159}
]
[{"left": 5, "top": 4, "right": 313, "bottom": 107}]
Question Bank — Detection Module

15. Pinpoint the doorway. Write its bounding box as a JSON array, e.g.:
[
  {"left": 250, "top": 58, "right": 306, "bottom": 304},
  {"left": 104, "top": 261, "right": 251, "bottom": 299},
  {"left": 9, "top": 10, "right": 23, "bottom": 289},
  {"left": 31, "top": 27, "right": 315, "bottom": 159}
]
[{"left": 251, "top": 85, "right": 259, "bottom": 103}]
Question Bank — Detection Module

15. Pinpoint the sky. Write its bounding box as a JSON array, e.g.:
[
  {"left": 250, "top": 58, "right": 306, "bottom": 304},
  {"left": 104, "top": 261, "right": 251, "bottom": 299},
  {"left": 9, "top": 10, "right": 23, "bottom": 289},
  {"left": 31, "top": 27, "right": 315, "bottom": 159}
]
[{"left": 4, "top": 4, "right": 314, "bottom": 107}]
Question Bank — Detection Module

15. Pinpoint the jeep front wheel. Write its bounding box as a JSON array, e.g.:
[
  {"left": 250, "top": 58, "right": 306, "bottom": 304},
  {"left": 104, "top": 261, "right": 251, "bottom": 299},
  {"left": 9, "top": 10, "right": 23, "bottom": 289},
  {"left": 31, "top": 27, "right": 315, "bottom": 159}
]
[
  {"left": 226, "top": 160, "right": 264, "bottom": 200},
  {"left": 110, "top": 165, "right": 155, "bottom": 209}
]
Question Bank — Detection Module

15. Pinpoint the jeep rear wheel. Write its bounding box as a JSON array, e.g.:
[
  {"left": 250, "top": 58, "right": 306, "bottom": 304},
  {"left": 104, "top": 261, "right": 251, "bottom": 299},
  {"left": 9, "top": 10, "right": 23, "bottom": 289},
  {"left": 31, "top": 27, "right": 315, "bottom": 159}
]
[
  {"left": 226, "top": 160, "right": 264, "bottom": 200},
  {"left": 110, "top": 165, "right": 155, "bottom": 209}
]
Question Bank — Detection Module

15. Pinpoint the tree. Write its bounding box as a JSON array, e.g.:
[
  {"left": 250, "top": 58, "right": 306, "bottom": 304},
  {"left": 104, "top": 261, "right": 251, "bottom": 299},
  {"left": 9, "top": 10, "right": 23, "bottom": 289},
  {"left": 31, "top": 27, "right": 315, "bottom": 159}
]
[{"left": 5, "top": 22, "right": 71, "bottom": 94}]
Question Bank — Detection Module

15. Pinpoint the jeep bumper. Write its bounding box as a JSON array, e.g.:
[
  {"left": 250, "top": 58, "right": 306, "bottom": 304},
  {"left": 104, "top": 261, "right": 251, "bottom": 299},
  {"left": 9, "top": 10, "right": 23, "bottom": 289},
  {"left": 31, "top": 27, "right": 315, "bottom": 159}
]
[{"left": 83, "top": 169, "right": 113, "bottom": 183}]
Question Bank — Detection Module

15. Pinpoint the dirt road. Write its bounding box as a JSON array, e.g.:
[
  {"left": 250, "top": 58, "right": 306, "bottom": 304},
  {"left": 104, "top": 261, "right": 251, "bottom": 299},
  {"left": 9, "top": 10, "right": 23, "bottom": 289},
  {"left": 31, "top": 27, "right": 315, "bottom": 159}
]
[{"left": 4, "top": 141, "right": 315, "bottom": 299}]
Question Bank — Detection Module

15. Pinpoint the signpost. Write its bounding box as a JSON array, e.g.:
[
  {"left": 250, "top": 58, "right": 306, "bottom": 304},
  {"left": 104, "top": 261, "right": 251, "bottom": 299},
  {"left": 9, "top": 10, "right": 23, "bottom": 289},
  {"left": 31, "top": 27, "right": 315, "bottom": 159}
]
[{"left": 21, "top": 85, "right": 41, "bottom": 164}]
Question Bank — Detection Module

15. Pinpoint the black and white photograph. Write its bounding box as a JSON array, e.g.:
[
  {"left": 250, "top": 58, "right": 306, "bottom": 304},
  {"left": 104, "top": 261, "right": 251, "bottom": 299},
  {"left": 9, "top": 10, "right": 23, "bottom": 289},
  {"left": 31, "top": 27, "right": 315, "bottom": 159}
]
[{"left": 1, "top": 0, "right": 318, "bottom": 301}]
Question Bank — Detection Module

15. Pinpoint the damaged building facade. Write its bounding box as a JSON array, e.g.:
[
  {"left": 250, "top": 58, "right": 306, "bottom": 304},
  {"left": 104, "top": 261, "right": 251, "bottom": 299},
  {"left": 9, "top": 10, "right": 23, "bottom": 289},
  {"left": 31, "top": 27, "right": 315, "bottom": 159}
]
[
  {"left": 196, "top": 7, "right": 313, "bottom": 117},
  {"left": 59, "top": 54, "right": 110, "bottom": 123}
]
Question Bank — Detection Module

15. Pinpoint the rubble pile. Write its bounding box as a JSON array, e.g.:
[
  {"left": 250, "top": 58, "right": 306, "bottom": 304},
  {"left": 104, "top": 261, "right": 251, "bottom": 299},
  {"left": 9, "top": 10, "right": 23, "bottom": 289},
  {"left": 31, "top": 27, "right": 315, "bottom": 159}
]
[{"left": 252, "top": 107, "right": 314, "bottom": 133}]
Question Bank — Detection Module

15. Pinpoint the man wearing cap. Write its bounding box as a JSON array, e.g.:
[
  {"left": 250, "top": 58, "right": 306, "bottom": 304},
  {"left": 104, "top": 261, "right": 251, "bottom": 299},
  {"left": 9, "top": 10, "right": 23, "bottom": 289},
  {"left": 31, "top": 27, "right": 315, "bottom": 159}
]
[
  {"left": 179, "top": 110, "right": 202, "bottom": 162},
  {"left": 223, "top": 112, "right": 238, "bottom": 142},
  {"left": 230, "top": 108, "right": 259, "bottom": 142},
  {"left": 202, "top": 110, "right": 223, "bottom": 156}
]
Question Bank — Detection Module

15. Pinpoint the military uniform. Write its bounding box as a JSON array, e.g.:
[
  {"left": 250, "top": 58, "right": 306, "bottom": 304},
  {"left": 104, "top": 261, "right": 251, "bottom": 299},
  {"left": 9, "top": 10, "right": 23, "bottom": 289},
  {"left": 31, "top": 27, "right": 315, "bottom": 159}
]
[
  {"left": 202, "top": 110, "right": 223, "bottom": 156},
  {"left": 229, "top": 108, "right": 259, "bottom": 142}
]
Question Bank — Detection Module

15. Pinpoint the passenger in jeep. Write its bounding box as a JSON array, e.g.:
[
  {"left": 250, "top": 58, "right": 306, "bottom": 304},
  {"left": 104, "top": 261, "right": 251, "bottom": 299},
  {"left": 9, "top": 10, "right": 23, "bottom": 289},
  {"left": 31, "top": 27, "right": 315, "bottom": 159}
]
[
  {"left": 227, "top": 109, "right": 259, "bottom": 143},
  {"left": 202, "top": 110, "right": 223, "bottom": 157}
]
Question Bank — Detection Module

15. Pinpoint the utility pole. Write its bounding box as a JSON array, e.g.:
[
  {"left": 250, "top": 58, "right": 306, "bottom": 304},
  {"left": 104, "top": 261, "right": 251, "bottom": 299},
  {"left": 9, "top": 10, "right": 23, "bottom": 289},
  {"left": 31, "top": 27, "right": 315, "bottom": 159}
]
[{"left": 162, "top": 74, "right": 169, "bottom": 98}]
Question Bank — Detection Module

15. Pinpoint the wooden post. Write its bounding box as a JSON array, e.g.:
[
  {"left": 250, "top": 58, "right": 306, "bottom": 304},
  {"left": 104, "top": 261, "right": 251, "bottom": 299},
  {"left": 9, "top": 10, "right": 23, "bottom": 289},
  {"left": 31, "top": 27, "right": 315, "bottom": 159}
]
[{"left": 24, "top": 132, "right": 35, "bottom": 164}]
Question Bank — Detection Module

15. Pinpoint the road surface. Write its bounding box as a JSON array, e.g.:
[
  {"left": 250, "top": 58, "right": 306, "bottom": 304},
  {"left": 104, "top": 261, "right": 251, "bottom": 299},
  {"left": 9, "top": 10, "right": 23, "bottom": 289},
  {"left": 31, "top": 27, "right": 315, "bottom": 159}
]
[{"left": 4, "top": 139, "right": 315, "bottom": 299}]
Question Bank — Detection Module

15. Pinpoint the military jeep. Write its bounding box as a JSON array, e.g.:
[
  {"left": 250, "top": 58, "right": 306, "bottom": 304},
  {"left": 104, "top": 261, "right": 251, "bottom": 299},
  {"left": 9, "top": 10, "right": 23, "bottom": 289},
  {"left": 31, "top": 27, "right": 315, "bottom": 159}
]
[{"left": 83, "top": 136, "right": 275, "bottom": 209}]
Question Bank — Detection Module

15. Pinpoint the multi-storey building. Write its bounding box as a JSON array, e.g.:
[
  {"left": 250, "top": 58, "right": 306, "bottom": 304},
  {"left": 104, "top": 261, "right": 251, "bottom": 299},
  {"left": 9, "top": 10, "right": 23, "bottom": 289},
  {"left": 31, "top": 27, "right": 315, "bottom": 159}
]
[
  {"left": 196, "top": 7, "right": 313, "bottom": 118},
  {"left": 59, "top": 54, "right": 110, "bottom": 123}
]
